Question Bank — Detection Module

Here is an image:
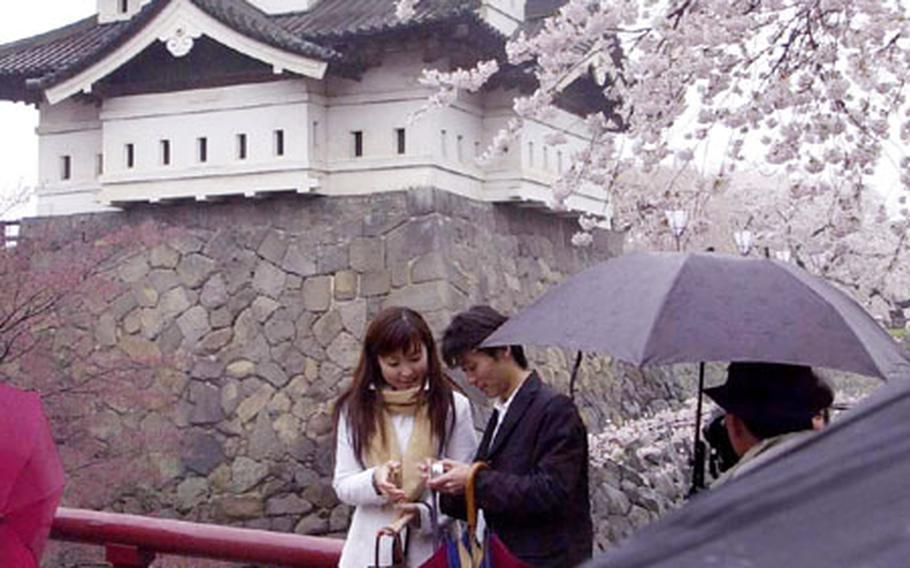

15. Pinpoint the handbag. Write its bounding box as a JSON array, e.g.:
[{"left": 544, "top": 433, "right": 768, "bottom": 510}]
[
  {"left": 419, "top": 462, "right": 531, "bottom": 568},
  {"left": 370, "top": 514, "right": 412, "bottom": 568}
]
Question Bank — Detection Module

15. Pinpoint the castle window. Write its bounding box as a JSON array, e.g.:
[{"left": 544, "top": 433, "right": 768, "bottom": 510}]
[
  {"left": 543, "top": 146, "right": 549, "bottom": 169},
  {"left": 440, "top": 130, "right": 448, "bottom": 158},
  {"left": 60, "top": 156, "right": 71, "bottom": 180},
  {"left": 119, "top": 0, "right": 129, "bottom": 14},
  {"left": 312, "top": 121, "right": 319, "bottom": 150},
  {"left": 274, "top": 130, "right": 285, "bottom": 157},
  {"left": 3, "top": 223, "right": 18, "bottom": 249},
  {"left": 160, "top": 139, "right": 171, "bottom": 166},
  {"left": 353, "top": 131, "right": 363, "bottom": 157},
  {"left": 96, "top": 153, "right": 104, "bottom": 177},
  {"left": 528, "top": 142, "right": 534, "bottom": 167},
  {"left": 474, "top": 141, "right": 480, "bottom": 157},
  {"left": 125, "top": 144, "right": 135, "bottom": 169},
  {"left": 237, "top": 133, "right": 248, "bottom": 160},
  {"left": 456, "top": 135, "right": 464, "bottom": 162},
  {"left": 396, "top": 128, "right": 406, "bottom": 155},
  {"left": 197, "top": 137, "right": 208, "bottom": 163},
  {"left": 557, "top": 151, "right": 564, "bottom": 174}
]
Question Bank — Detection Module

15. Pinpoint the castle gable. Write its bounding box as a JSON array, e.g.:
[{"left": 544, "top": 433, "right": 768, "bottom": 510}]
[
  {"left": 2, "top": 0, "right": 611, "bottom": 221},
  {"left": 0, "top": 0, "right": 332, "bottom": 105}
]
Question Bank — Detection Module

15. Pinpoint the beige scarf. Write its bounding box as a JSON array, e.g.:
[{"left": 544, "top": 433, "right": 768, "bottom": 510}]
[{"left": 365, "top": 386, "right": 437, "bottom": 505}]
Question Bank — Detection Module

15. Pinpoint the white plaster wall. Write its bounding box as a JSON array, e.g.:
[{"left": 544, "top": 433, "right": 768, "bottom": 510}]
[
  {"left": 480, "top": 88, "right": 522, "bottom": 173},
  {"left": 36, "top": 99, "right": 108, "bottom": 215},
  {"left": 520, "top": 117, "right": 588, "bottom": 176},
  {"left": 36, "top": 191, "right": 119, "bottom": 217},
  {"left": 480, "top": 0, "right": 526, "bottom": 35},
  {"left": 306, "top": 80, "right": 329, "bottom": 168},
  {"left": 245, "top": 0, "right": 318, "bottom": 15},
  {"left": 32, "top": 49, "right": 610, "bottom": 218},
  {"left": 98, "top": 81, "right": 315, "bottom": 202},
  {"left": 479, "top": 87, "right": 610, "bottom": 216},
  {"left": 321, "top": 51, "right": 488, "bottom": 197},
  {"left": 97, "top": 0, "right": 154, "bottom": 24},
  {"left": 325, "top": 49, "right": 429, "bottom": 96}
]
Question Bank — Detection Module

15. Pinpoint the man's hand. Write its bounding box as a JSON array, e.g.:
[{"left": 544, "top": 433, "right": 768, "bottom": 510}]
[
  {"left": 373, "top": 460, "right": 406, "bottom": 503},
  {"left": 425, "top": 459, "right": 472, "bottom": 495}
]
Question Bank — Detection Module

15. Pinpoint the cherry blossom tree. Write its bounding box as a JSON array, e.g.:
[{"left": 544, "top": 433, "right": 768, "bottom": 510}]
[
  {"left": 0, "top": 220, "right": 182, "bottom": 504},
  {"left": 408, "top": 0, "right": 910, "bottom": 242},
  {"left": 0, "top": 220, "right": 192, "bottom": 565},
  {"left": 590, "top": 385, "right": 866, "bottom": 490},
  {"left": 400, "top": 0, "right": 910, "bottom": 312},
  {"left": 735, "top": 175, "right": 910, "bottom": 315}
]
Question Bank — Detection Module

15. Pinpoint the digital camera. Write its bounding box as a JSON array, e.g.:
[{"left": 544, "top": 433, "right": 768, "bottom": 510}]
[{"left": 703, "top": 413, "right": 740, "bottom": 478}]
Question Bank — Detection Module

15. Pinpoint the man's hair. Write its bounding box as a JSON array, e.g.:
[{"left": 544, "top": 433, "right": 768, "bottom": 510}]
[{"left": 441, "top": 305, "right": 528, "bottom": 369}]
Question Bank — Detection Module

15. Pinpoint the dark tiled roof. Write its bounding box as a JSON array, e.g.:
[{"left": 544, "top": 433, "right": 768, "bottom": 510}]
[
  {"left": 519, "top": 0, "right": 567, "bottom": 36},
  {"left": 192, "top": 0, "right": 336, "bottom": 59},
  {"left": 277, "top": 0, "right": 480, "bottom": 39},
  {"left": 525, "top": 0, "right": 566, "bottom": 20},
  {"left": 0, "top": 0, "right": 337, "bottom": 100},
  {"left": 0, "top": 14, "right": 138, "bottom": 82},
  {"left": 0, "top": 0, "right": 529, "bottom": 104}
]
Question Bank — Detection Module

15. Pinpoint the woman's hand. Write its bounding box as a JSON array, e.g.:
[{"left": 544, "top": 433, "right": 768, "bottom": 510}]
[
  {"left": 394, "top": 503, "right": 423, "bottom": 528},
  {"left": 373, "top": 460, "right": 406, "bottom": 503}
]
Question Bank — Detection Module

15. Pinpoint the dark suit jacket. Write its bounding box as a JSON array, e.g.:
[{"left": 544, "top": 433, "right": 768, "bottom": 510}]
[{"left": 441, "top": 372, "right": 593, "bottom": 568}]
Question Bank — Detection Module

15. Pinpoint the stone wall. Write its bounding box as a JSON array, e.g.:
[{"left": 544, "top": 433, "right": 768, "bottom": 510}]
[{"left": 25, "top": 188, "right": 690, "bottom": 564}]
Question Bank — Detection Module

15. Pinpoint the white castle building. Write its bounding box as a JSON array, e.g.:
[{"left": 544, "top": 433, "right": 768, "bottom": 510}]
[{"left": 0, "top": 0, "right": 611, "bottom": 218}]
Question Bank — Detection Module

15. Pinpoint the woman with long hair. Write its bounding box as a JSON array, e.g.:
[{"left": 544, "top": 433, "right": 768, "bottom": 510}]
[{"left": 332, "top": 306, "right": 476, "bottom": 568}]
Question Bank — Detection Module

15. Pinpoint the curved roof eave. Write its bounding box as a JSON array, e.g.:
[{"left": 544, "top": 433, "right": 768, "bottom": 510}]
[{"left": 0, "top": 0, "right": 337, "bottom": 104}]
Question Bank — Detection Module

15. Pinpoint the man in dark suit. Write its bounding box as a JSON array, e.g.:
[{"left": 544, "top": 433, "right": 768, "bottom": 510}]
[{"left": 427, "top": 305, "right": 593, "bottom": 568}]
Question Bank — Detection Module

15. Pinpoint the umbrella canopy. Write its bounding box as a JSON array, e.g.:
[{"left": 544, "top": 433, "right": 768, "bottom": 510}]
[
  {"left": 588, "top": 376, "right": 910, "bottom": 568},
  {"left": 483, "top": 251, "right": 910, "bottom": 380},
  {"left": 0, "top": 383, "right": 65, "bottom": 566}
]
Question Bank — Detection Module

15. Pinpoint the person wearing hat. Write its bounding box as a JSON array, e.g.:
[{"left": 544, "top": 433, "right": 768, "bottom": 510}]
[{"left": 706, "top": 361, "right": 835, "bottom": 487}]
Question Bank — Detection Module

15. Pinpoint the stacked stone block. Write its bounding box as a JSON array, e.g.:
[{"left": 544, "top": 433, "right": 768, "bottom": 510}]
[{"left": 28, "top": 187, "right": 688, "bottom": 555}]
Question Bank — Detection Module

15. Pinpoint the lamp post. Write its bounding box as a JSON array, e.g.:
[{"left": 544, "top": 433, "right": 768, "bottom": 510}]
[
  {"left": 733, "top": 230, "right": 753, "bottom": 256},
  {"left": 665, "top": 209, "right": 688, "bottom": 252}
]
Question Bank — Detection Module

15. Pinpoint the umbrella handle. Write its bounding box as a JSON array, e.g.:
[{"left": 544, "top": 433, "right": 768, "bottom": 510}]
[
  {"left": 688, "top": 362, "right": 707, "bottom": 496},
  {"left": 465, "top": 462, "right": 489, "bottom": 534},
  {"left": 569, "top": 351, "right": 583, "bottom": 400}
]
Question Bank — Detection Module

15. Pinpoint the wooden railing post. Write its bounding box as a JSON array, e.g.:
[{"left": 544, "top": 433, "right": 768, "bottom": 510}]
[{"left": 105, "top": 544, "right": 156, "bottom": 568}]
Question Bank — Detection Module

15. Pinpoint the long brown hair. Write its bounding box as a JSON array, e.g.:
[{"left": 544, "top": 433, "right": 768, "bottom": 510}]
[{"left": 333, "top": 306, "right": 456, "bottom": 465}]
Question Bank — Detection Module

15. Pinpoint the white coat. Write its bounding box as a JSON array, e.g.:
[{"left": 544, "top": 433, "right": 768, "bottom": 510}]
[{"left": 333, "top": 392, "right": 477, "bottom": 568}]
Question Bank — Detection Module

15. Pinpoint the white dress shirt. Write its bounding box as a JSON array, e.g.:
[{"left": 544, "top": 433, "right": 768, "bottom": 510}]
[{"left": 490, "top": 376, "right": 528, "bottom": 446}]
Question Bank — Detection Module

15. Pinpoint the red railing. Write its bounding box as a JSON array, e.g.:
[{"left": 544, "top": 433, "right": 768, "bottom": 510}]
[{"left": 51, "top": 507, "right": 344, "bottom": 567}]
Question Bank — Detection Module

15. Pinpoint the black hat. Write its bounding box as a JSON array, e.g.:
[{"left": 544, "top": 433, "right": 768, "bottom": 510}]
[{"left": 705, "top": 362, "right": 834, "bottom": 423}]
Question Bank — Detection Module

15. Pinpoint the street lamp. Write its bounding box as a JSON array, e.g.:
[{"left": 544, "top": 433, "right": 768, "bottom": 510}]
[
  {"left": 665, "top": 209, "right": 688, "bottom": 251},
  {"left": 733, "top": 230, "right": 753, "bottom": 256}
]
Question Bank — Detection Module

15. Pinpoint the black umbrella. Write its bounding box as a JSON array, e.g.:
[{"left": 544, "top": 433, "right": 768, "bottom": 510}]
[
  {"left": 482, "top": 251, "right": 910, "bottom": 380},
  {"left": 588, "top": 376, "right": 910, "bottom": 568},
  {"left": 482, "top": 251, "right": 910, "bottom": 491}
]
